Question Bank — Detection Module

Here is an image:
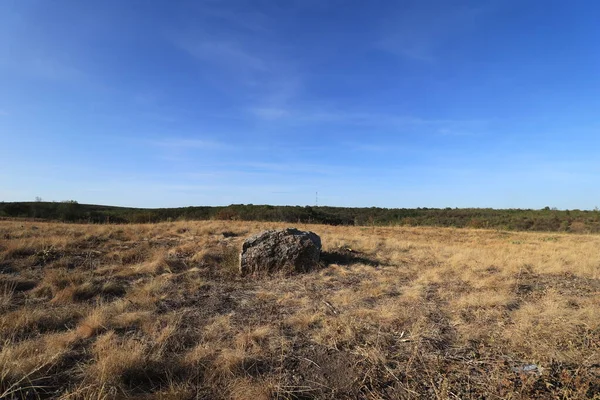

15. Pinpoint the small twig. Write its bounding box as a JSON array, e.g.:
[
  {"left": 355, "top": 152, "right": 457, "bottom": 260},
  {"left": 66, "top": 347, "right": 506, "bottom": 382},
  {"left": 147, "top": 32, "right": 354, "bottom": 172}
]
[
  {"left": 297, "top": 356, "right": 321, "bottom": 369},
  {"left": 304, "top": 378, "right": 333, "bottom": 390},
  {"left": 322, "top": 300, "right": 338, "bottom": 314}
]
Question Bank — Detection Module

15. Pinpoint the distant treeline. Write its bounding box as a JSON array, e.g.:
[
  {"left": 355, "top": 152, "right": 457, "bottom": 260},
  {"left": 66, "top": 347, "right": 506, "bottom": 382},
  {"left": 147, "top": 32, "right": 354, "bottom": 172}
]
[{"left": 1, "top": 201, "right": 600, "bottom": 233}]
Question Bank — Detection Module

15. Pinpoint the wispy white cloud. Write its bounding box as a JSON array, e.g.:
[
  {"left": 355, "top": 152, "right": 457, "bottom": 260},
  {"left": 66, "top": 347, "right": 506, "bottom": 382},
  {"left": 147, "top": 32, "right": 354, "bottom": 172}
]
[
  {"left": 172, "top": 4, "right": 303, "bottom": 115},
  {"left": 179, "top": 161, "right": 340, "bottom": 177},
  {"left": 248, "top": 107, "right": 291, "bottom": 120},
  {"left": 437, "top": 127, "right": 481, "bottom": 136},
  {"left": 175, "top": 33, "right": 302, "bottom": 111},
  {"left": 0, "top": 8, "right": 88, "bottom": 83},
  {"left": 227, "top": 161, "right": 332, "bottom": 175},
  {"left": 172, "top": 5, "right": 275, "bottom": 81},
  {"left": 177, "top": 160, "right": 377, "bottom": 179},
  {"left": 149, "top": 137, "right": 228, "bottom": 150},
  {"left": 0, "top": 45, "right": 88, "bottom": 82},
  {"left": 174, "top": 32, "right": 303, "bottom": 120},
  {"left": 376, "top": 4, "right": 489, "bottom": 62},
  {"left": 177, "top": 39, "right": 269, "bottom": 74},
  {"left": 27, "top": 56, "right": 88, "bottom": 82},
  {"left": 199, "top": 6, "right": 270, "bottom": 34},
  {"left": 247, "top": 106, "right": 486, "bottom": 134},
  {"left": 0, "top": 16, "right": 87, "bottom": 82},
  {"left": 342, "top": 142, "right": 413, "bottom": 153}
]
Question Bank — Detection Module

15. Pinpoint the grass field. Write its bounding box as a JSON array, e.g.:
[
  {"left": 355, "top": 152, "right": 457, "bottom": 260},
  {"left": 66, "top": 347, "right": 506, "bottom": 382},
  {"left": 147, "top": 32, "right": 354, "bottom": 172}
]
[{"left": 1, "top": 220, "right": 599, "bottom": 399}]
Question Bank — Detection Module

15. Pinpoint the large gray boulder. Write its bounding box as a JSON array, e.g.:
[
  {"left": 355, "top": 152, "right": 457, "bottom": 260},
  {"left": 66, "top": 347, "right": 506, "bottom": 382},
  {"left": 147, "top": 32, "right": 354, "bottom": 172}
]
[{"left": 239, "top": 228, "right": 322, "bottom": 276}]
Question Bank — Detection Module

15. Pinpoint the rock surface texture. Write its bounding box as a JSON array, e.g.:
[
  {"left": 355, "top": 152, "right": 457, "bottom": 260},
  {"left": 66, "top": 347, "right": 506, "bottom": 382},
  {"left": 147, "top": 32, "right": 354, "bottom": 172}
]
[{"left": 239, "top": 228, "right": 322, "bottom": 276}]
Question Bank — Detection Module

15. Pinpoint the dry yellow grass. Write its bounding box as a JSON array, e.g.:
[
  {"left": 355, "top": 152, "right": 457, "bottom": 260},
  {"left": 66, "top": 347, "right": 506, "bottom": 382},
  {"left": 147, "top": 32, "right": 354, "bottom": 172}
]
[{"left": 0, "top": 219, "right": 599, "bottom": 399}]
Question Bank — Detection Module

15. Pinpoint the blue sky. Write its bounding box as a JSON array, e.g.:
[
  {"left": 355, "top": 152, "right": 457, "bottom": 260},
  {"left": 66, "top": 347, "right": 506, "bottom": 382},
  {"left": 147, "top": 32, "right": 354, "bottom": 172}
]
[{"left": 1, "top": 0, "right": 599, "bottom": 209}]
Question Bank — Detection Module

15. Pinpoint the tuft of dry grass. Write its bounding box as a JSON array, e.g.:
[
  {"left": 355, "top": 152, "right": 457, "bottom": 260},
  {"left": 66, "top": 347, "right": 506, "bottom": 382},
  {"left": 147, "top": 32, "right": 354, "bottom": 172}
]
[
  {"left": 0, "top": 282, "right": 15, "bottom": 312},
  {"left": 0, "top": 219, "right": 599, "bottom": 399}
]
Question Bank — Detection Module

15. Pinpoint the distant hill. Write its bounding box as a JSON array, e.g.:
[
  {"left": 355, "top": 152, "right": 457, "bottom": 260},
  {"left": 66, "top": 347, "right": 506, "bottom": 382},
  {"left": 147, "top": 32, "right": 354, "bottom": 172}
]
[{"left": 1, "top": 201, "right": 599, "bottom": 232}]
